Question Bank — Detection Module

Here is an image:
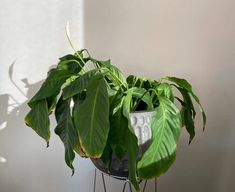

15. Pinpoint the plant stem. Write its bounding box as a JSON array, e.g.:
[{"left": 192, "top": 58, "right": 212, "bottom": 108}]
[{"left": 65, "top": 22, "right": 89, "bottom": 72}]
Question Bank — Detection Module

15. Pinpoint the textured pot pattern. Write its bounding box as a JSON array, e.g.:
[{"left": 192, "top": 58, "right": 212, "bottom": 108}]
[{"left": 130, "top": 110, "right": 153, "bottom": 146}]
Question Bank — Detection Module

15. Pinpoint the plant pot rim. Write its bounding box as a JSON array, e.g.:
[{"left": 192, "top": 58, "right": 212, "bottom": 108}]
[{"left": 130, "top": 109, "right": 155, "bottom": 114}]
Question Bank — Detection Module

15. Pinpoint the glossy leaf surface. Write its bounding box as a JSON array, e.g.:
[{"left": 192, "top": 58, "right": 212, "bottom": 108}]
[
  {"left": 137, "top": 97, "right": 181, "bottom": 179},
  {"left": 166, "top": 76, "right": 206, "bottom": 130},
  {"left": 25, "top": 99, "right": 50, "bottom": 145},
  {"left": 108, "top": 97, "right": 127, "bottom": 159},
  {"left": 73, "top": 75, "right": 109, "bottom": 157},
  {"left": 28, "top": 69, "right": 74, "bottom": 107},
  {"left": 63, "top": 69, "right": 98, "bottom": 99},
  {"left": 55, "top": 97, "right": 77, "bottom": 173},
  {"left": 177, "top": 88, "right": 196, "bottom": 142}
]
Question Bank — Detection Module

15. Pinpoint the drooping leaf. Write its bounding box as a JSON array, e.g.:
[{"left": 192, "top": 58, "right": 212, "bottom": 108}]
[
  {"left": 28, "top": 69, "right": 74, "bottom": 107},
  {"left": 73, "top": 74, "right": 109, "bottom": 157},
  {"left": 177, "top": 87, "right": 196, "bottom": 143},
  {"left": 62, "top": 69, "right": 98, "bottom": 99},
  {"left": 130, "top": 87, "right": 154, "bottom": 110},
  {"left": 62, "top": 75, "right": 79, "bottom": 89},
  {"left": 108, "top": 97, "right": 127, "bottom": 159},
  {"left": 54, "top": 97, "right": 77, "bottom": 174},
  {"left": 137, "top": 97, "right": 182, "bottom": 179},
  {"left": 156, "top": 83, "right": 174, "bottom": 102},
  {"left": 72, "top": 92, "right": 87, "bottom": 157},
  {"left": 72, "top": 91, "right": 86, "bottom": 109},
  {"left": 25, "top": 99, "right": 50, "bottom": 146},
  {"left": 166, "top": 77, "right": 206, "bottom": 130},
  {"left": 122, "top": 91, "right": 140, "bottom": 192}
]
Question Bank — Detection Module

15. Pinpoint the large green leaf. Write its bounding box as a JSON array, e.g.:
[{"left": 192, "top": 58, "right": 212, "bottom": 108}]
[
  {"left": 73, "top": 74, "right": 109, "bottom": 157},
  {"left": 55, "top": 97, "right": 77, "bottom": 174},
  {"left": 122, "top": 91, "right": 140, "bottom": 192},
  {"left": 166, "top": 77, "right": 206, "bottom": 130},
  {"left": 137, "top": 97, "right": 182, "bottom": 179},
  {"left": 25, "top": 99, "right": 50, "bottom": 146},
  {"left": 28, "top": 69, "right": 74, "bottom": 107},
  {"left": 62, "top": 69, "right": 98, "bottom": 99},
  {"left": 73, "top": 92, "right": 87, "bottom": 158}
]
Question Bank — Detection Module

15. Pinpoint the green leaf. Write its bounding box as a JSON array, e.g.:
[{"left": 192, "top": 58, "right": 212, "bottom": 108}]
[
  {"left": 98, "top": 60, "right": 128, "bottom": 89},
  {"left": 62, "top": 69, "right": 98, "bottom": 99},
  {"left": 28, "top": 69, "right": 74, "bottom": 107},
  {"left": 57, "top": 54, "right": 84, "bottom": 73},
  {"left": 127, "top": 75, "right": 159, "bottom": 90},
  {"left": 137, "top": 97, "right": 182, "bottom": 179},
  {"left": 130, "top": 87, "right": 154, "bottom": 110},
  {"left": 108, "top": 89, "right": 124, "bottom": 115},
  {"left": 25, "top": 99, "right": 50, "bottom": 146},
  {"left": 156, "top": 83, "right": 174, "bottom": 102},
  {"left": 100, "top": 145, "right": 112, "bottom": 166},
  {"left": 166, "top": 77, "right": 206, "bottom": 130},
  {"left": 94, "top": 59, "right": 111, "bottom": 66},
  {"left": 177, "top": 88, "right": 196, "bottom": 143},
  {"left": 47, "top": 95, "right": 58, "bottom": 114},
  {"left": 122, "top": 91, "right": 140, "bottom": 192},
  {"left": 72, "top": 93, "right": 87, "bottom": 158},
  {"left": 126, "top": 75, "right": 139, "bottom": 88},
  {"left": 54, "top": 97, "right": 77, "bottom": 174},
  {"left": 108, "top": 97, "right": 127, "bottom": 159},
  {"left": 73, "top": 74, "right": 109, "bottom": 157}
]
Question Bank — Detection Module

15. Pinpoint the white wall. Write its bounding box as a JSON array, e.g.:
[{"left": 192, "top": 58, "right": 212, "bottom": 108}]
[
  {"left": 0, "top": 1, "right": 95, "bottom": 192},
  {"left": 84, "top": 0, "right": 235, "bottom": 191},
  {"left": 0, "top": 0, "right": 235, "bottom": 191}
]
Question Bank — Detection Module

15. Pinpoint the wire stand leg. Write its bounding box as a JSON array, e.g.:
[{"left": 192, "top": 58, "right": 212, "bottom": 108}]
[
  {"left": 93, "top": 169, "right": 97, "bottom": 192},
  {"left": 142, "top": 180, "right": 148, "bottom": 192},
  {"left": 155, "top": 177, "right": 157, "bottom": 192},
  {"left": 129, "top": 182, "right": 133, "bottom": 192},
  {"left": 101, "top": 173, "right": 107, "bottom": 192},
  {"left": 122, "top": 181, "right": 128, "bottom": 192}
]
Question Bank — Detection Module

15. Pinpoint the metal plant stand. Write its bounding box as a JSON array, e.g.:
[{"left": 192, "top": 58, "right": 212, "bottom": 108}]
[{"left": 93, "top": 168, "right": 157, "bottom": 192}]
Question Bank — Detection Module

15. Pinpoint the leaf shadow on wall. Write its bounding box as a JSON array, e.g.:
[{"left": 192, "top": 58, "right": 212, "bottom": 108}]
[{"left": 0, "top": 62, "right": 44, "bottom": 192}]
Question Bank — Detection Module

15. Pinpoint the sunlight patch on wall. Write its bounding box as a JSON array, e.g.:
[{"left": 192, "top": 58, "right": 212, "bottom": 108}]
[{"left": 0, "top": 157, "right": 7, "bottom": 163}]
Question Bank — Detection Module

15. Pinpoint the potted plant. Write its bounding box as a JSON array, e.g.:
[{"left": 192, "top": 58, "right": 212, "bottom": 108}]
[{"left": 25, "top": 48, "right": 206, "bottom": 191}]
